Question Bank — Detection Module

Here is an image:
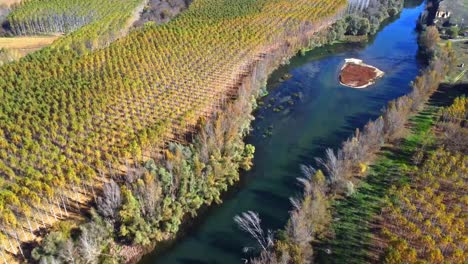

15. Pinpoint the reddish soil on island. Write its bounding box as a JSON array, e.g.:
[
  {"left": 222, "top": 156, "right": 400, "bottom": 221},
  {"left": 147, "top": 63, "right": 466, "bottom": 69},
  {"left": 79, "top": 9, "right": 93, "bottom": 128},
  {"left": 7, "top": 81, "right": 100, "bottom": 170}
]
[{"left": 340, "top": 63, "right": 378, "bottom": 88}]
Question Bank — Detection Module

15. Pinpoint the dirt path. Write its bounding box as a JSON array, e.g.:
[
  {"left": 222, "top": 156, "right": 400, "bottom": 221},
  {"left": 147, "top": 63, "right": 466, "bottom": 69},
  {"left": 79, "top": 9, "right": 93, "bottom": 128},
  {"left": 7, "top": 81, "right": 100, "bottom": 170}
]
[{"left": 0, "top": 36, "right": 60, "bottom": 56}]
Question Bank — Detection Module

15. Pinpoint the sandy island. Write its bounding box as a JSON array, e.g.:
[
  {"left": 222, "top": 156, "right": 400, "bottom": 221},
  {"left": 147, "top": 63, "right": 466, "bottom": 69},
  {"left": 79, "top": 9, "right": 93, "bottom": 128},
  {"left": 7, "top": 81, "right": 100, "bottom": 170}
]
[{"left": 339, "top": 58, "right": 384, "bottom": 88}]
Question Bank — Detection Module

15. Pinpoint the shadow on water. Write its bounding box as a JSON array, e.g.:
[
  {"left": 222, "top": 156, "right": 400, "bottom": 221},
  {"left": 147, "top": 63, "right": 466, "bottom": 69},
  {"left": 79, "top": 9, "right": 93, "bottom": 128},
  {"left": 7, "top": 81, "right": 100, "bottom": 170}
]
[{"left": 141, "top": 3, "right": 427, "bottom": 264}]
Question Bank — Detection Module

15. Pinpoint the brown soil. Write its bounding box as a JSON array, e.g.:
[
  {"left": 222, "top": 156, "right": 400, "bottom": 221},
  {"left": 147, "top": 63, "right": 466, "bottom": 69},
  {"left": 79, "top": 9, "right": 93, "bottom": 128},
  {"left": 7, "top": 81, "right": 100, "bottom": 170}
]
[
  {"left": 0, "top": 0, "right": 22, "bottom": 7},
  {"left": 340, "top": 63, "right": 379, "bottom": 88}
]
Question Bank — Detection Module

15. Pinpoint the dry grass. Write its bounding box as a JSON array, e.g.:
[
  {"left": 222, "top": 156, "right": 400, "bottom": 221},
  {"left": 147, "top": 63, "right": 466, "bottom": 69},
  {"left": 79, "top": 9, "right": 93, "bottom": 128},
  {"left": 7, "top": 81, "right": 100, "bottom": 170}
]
[
  {"left": 442, "top": 39, "right": 468, "bottom": 83},
  {"left": 0, "top": 0, "right": 22, "bottom": 7},
  {"left": 0, "top": 35, "right": 60, "bottom": 55},
  {"left": 450, "top": 40, "right": 468, "bottom": 82},
  {"left": 1, "top": 184, "right": 91, "bottom": 261}
]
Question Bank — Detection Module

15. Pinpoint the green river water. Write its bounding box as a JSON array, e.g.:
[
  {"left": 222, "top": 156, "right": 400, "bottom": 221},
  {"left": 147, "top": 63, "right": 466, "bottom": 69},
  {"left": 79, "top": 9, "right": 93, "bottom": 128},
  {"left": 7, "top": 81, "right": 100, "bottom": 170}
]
[{"left": 141, "top": 2, "right": 425, "bottom": 263}]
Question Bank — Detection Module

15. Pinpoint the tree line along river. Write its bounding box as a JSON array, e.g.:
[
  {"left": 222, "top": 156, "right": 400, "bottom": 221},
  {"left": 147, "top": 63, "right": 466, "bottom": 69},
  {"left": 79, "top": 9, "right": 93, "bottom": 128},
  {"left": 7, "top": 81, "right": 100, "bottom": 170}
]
[{"left": 140, "top": 2, "right": 425, "bottom": 263}]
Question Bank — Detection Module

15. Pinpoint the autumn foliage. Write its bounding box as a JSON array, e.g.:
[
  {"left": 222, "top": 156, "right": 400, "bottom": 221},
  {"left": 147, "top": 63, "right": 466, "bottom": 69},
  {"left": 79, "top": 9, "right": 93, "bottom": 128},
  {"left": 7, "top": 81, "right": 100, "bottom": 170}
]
[
  {"left": 0, "top": 0, "right": 347, "bottom": 260},
  {"left": 4, "top": 0, "right": 144, "bottom": 50},
  {"left": 382, "top": 146, "right": 467, "bottom": 264}
]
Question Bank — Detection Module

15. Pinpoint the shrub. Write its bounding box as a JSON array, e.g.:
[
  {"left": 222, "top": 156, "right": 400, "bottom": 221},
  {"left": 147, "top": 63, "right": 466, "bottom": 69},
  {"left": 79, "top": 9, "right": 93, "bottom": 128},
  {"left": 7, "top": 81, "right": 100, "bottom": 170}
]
[{"left": 446, "top": 26, "right": 459, "bottom": 39}]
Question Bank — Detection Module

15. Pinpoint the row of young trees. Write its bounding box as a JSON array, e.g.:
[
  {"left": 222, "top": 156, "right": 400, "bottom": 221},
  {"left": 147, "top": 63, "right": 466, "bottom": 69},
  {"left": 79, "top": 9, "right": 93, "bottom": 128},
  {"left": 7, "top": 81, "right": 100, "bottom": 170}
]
[
  {"left": 382, "top": 146, "right": 467, "bottom": 263},
  {"left": 237, "top": 22, "right": 456, "bottom": 263},
  {"left": 0, "top": 49, "right": 21, "bottom": 66},
  {"left": 4, "top": 0, "right": 145, "bottom": 51},
  {"left": 0, "top": 0, "right": 349, "bottom": 261},
  {"left": 346, "top": 0, "right": 403, "bottom": 36},
  {"left": 347, "top": 0, "right": 403, "bottom": 18},
  {"left": 27, "top": 25, "right": 325, "bottom": 262},
  {"left": 381, "top": 96, "right": 467, "bottom": 263},
  {"left": 437, "top": 96, "right": 468, "bottom": 152}
]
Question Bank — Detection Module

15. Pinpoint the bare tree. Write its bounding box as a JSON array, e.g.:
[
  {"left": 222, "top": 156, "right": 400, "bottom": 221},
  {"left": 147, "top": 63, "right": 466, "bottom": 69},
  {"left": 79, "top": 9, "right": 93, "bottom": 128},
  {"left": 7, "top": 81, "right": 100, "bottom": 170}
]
[
  {"left": 298, "top": 165, "right": 317, "bottom": 195},
  {"left": 78, "top": 221, "right": 110, "bottom": 264},
  {"left": 96, "top": 180, "right": 122, "bottom": 219},
  {"left": 363, "top": 117, "right": 384, "bottom": 151},
  {"left": 347, "top": 0, "right": 371, "bottom": 14},
  {"left": 79, "top": 228, "right": 101, "bottom": 264},
  {"left": 250, "top": 250, "right": 286, "bottom": 264},
  {"left": 234, "top": 211, "right": 273, "bottom": 251},
  {"left": 383, "top": 96, "right": 412, "bottom": 140},
  {"left": 133, "top": 172, "right": 162, "bottom": 218},
  {"left": 59, "top": 240, "right": 77, "bottom": 264},
  {"left": 286, "top": 204, "right": 314, "bottom": 246},
  {"left": 315, "top": 148, "right": 346, "bottom": 184}
]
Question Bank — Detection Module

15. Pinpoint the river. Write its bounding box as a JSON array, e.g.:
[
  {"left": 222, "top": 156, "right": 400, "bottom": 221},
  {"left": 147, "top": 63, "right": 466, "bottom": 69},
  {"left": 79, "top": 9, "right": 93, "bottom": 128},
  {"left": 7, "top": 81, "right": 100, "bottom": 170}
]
[{"left": 140, "top": 2, "right": 424, "bottom": 263}]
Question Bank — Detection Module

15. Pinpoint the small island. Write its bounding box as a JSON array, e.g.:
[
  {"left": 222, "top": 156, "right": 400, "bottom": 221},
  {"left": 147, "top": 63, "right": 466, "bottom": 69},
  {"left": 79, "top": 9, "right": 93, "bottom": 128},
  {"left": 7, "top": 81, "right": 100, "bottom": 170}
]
[{"left": 339, "top": 58, "right": 384, "bottom": 88}]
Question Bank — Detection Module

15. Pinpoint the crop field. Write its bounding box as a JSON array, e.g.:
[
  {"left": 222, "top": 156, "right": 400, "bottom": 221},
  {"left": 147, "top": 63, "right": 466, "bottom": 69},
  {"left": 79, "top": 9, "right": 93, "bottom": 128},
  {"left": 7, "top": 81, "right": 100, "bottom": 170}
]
[
  {"left": 0, "top": 0, "right": 346, "bottom": 260},
  {"left": 0, "top": 36, "right": 59, "bottom": 55},
  {"left": 0, "top": 36, "right": 59, "bottom": 49},
  {"left": 4, "top": 0, "right": 145, "bottom": 50},
  {"left": 448, "top": 40, "right": 468, "bottom": 83},
  {"left": 0, "top": 0, "right": 21, "bottom": 7},
  {"left": 382, "top": 148, "right": 468, "bottom": 263},
  {"left": 0, "top": 36, "right": 59, "bottom": 66}
]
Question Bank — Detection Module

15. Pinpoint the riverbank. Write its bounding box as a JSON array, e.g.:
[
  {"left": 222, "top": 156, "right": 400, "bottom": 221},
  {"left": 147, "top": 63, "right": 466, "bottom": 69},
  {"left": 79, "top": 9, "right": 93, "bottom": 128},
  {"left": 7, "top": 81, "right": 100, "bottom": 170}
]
[
  {"left": 315, "top": 8, "right": 464, "bottom": 260},
  {"left": 316, "top": 82, "right": 467, "bottom": 263},
  {"left": 123, "top": 12, "right": 346, "bottom": 264},
  {"left": 11, "top": 0, "right": 420, "bottom": 263},
  {"left": 141, "top": 1, "right": 429, "bottom": 264},
  {"left": 316, "top": 102, "right": 438, "bottom": 263},
  {"left": 137, "top": 1, "right": 413, "bottom": 262},
  {"left": 246, "top": 3, "right": 456, "bottom": 263},
  {"left": 21, "top": 2, "right": 348, "bottom": 264}
]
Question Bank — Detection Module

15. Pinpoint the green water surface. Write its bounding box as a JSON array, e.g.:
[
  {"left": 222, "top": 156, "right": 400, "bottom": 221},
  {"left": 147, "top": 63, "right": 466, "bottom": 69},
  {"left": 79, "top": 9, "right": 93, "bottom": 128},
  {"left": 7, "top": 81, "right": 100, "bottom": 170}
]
[{"left": 141, "top": 3, "right": 425, "bottom": 263}]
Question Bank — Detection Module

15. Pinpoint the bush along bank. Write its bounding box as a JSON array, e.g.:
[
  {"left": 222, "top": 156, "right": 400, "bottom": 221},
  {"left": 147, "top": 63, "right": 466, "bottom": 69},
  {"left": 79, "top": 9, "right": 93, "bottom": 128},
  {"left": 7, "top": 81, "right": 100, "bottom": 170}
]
[
  {"left": 237, "top": 21, "right": 456, "bottom": 264},
  {"left": 299, "top": 0, "right": 406, "bottom": 55},
  {"left": 27, "top": 9, "right": 347, "bottom": 264}
]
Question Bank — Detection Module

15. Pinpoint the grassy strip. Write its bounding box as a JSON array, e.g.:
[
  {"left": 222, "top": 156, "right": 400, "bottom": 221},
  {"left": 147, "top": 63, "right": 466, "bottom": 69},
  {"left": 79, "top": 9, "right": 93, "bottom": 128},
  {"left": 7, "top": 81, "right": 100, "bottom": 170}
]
[
  {"left": 315, "top": 106, "right": 438, "bottom": 264},
  {"left": 452, "top": 69, "right": 466, "bottom": 83}
]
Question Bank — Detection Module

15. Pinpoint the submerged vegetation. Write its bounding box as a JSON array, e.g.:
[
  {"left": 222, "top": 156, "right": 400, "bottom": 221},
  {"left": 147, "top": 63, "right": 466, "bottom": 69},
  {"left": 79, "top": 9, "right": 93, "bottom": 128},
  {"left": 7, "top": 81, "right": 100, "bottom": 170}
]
[
  {"left": 237, "top": 9, "right": 462, "bottom": 263},
  {"left": 0, "top": 0, "right": 348, "bottom": 262},
  {"left": 1, "top": 0, "right": 464, "bottom": 263}
]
